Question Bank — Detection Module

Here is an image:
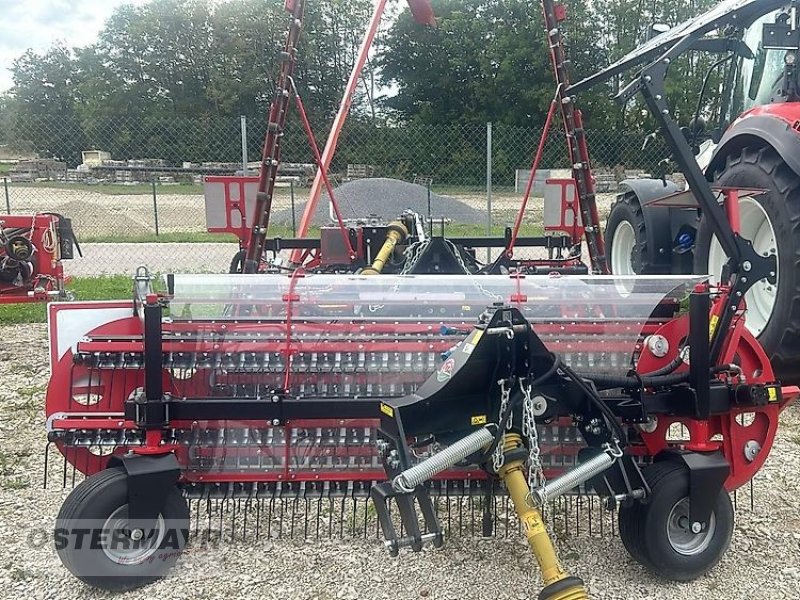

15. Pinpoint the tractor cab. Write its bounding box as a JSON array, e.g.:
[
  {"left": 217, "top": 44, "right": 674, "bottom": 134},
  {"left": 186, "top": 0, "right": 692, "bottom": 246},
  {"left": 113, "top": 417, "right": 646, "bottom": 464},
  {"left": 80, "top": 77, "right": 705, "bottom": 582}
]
[
  {"left": 728, "top": 6, "right": 800, "bottom": 117},
  {"left": 600, "top": 0, "right": 800, "bottom": 385}
]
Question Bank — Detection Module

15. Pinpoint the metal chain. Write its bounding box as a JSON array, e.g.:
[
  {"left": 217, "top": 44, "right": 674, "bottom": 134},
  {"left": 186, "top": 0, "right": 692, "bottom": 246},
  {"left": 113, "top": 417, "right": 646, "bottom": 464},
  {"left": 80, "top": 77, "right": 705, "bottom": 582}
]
[
  {"left": 522, "top": 379, "right": 546, "bottom": 492},
  {"left": 444, "top": 239, "right": 471, "bottom": 275},
  {"left": 492, "top": 378, "right": 513, "bottom": 472},
  {"left": 400, "top": 239, "right": 430, "bottom": 274}
]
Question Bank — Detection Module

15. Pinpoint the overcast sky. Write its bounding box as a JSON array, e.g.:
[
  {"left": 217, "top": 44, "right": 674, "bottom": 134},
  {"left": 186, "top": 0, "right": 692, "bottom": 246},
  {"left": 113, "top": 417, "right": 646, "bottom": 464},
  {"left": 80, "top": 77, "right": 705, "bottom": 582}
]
[{"left": 0, "top": 0, "right": 150, "bottom": 91}]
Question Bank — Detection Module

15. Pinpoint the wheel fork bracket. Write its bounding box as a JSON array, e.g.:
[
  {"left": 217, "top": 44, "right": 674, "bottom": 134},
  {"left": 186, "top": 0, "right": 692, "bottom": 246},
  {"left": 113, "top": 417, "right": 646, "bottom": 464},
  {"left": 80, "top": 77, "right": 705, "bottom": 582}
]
[
  {"left": 107, "top": 453, "right": 181, "bottom": 531},
  {"left": 659, "top": 449, "right": 730, "bottom": 526}
]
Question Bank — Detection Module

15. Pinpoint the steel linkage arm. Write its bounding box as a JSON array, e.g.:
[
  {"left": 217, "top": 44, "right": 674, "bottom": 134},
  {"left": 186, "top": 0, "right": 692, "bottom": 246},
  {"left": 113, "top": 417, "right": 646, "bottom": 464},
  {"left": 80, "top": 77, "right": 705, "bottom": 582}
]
[
  {"left": 618, "top": 35, "right": 777, "bottom": 363},
  {"left": 244, "top": 0, "right": 306, "bottom": 274},
  {"left": 541, "top": 0, "right": 609, "bottom": 274}
]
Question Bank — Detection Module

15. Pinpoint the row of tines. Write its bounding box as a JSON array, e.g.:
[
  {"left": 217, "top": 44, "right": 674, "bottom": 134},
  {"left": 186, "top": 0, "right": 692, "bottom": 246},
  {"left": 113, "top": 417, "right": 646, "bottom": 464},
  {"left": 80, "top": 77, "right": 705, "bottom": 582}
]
[
  {"left": 50, "top": 423, "right": 585, "bottom": 472},
  {"left": 75, "top": 348, "right": 632, "bottom": 373}
]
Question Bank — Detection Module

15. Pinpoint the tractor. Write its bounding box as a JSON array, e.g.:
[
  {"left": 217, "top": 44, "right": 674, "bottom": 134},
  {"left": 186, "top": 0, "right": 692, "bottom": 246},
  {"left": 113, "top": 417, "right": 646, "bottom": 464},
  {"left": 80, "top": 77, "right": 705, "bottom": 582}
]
[{"left": 603, "top": 0, "right": 800, "bottom": 383}]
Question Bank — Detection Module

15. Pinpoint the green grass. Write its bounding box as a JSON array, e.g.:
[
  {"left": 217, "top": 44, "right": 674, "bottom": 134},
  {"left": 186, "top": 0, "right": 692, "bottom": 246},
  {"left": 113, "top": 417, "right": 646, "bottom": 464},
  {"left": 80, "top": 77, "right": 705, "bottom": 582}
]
[
  {"left": 14, "top": 181, "right": 204, "bottom": 195},
  {"left": 79, "top": 224, "right": 540, "bottom": 243},
  {"left": 80, "top": 231, "right": 243, "bottom": 243},
  {"left": 0, "top": 275, "right": 132, "bottom": 325}
]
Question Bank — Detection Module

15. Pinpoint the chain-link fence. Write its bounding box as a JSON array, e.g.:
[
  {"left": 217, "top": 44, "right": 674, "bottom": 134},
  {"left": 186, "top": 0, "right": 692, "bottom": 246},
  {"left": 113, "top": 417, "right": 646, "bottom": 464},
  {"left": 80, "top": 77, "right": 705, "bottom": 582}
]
[{"left": 1, "top": 116, "right": 681, "bottom": 275}]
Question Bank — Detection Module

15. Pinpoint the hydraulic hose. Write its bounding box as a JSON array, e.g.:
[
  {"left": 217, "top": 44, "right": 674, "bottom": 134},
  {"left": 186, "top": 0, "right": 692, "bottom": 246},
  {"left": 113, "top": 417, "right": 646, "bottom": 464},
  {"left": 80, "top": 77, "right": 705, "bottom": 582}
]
[
  {"left": 579, "top": 364, "right": 738, "bottom": 391},
  {"left": 641, "top": 352, "right": 683, "bottom": 377}
]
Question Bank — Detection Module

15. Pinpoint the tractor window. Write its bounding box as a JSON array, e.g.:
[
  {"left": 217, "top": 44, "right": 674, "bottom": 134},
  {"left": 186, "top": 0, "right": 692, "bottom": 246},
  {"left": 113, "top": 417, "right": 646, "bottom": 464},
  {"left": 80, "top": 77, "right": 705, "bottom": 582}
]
[{"left": 732, "top": 11, "right": 790, "bottom": 114}]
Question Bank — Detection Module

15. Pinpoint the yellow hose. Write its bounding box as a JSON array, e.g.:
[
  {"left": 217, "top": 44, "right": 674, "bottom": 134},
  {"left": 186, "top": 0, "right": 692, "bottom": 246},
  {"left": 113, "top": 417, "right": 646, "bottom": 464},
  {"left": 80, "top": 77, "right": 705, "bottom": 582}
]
[{"left": 361, "top": 221, "right": 408, "bottom": 275}]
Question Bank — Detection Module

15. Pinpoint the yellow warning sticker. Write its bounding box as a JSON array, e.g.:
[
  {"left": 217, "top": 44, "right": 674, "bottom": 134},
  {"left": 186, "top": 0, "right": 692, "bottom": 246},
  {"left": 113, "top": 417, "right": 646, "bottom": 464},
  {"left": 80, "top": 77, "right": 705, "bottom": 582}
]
[
  {"left": 470, "top": 329, "right": 484, "bottom": 345},
  {"left": 768, "top": 387, "right": 778, "bottom": 402},
  {"left": 522, "top": 513, "right": 547, "bottom": 536},
  {"left": 380, "top": 403, "right": 394, "bottom": 418},
  {"left": 709, "top": 314, "right": 719, "bottom": 339},
  {"left": 471, "top": 415, "right": 487, "bottom": 426}
]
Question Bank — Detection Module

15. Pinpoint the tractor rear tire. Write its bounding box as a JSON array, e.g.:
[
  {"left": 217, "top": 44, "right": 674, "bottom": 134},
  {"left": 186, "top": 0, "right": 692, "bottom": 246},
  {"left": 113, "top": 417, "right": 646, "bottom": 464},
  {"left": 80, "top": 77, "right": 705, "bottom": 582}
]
[
  {"left": 694, "top": 146, "right": 800, "bottom": 383},
  {"left": 605, "top": 192, "right": 653, "bottom": 275}
]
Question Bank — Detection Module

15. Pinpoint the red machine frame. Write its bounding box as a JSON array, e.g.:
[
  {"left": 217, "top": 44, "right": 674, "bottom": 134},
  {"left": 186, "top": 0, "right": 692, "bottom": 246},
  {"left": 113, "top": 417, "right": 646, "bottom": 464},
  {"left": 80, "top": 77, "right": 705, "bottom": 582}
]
[{"left": 0, "top": 213, "right": 75, "bottom": 305}]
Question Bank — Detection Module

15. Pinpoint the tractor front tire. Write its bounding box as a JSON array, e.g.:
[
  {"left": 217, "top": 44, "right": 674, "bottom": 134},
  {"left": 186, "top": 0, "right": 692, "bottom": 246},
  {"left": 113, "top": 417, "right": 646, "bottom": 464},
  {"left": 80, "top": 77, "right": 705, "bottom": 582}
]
[
  {"left": 694, "top": 146, "right": 800, "bottom": 383},
  {"left": 605, "top": 193, "right": 652, "bottom": 275}
]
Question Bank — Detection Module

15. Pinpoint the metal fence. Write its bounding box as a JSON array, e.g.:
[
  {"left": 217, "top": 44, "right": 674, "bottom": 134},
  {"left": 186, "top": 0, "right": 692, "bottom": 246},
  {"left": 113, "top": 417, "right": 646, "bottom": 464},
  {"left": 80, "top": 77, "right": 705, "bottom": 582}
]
[{"left": 1, "top": 116, "right": 681, "bottom": 276}]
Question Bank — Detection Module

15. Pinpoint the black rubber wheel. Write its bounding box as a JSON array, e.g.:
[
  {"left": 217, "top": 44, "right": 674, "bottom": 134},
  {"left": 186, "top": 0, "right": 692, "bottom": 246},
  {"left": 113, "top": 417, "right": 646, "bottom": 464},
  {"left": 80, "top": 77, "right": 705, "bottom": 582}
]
[
  {"left": 618, "top": 461, "right": 733, "bottom": 581},
  {"left": 694, "top": 146, "right": 800, "bottom": 383},
  {"left": 55, "top": 467, "right": 189, "bottom": 591},
  {"left": 229, "top": 249, "right": 245, "bottom": 274},
  {"left": 605, "top": 192, "right": 653, "bottom": 275}
]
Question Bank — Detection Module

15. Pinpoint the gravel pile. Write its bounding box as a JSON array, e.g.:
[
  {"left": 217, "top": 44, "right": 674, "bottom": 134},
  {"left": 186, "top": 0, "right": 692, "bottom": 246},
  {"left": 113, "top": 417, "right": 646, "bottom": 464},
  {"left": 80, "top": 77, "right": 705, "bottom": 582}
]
[
  {"left": 272, "top": 178, "right": 485, "bottom": 226},
  {"left": 1, "top": 323, "right": 799, "bottom": 599}
]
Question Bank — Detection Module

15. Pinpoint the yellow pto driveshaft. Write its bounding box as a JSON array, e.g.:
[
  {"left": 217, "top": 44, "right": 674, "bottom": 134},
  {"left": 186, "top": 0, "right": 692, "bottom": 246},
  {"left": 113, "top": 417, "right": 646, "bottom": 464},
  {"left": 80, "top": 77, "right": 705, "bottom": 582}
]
[
  {"left": 361, "top": 221, "right": 408, "bottom": 275},
  {"left": 498, "top": 433, "right": 589, "bottom": 600}
]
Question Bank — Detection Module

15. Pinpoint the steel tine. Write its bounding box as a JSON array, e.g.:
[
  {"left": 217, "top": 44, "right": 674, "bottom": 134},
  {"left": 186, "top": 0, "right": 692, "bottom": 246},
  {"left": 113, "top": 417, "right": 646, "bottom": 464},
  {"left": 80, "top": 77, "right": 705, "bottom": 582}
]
[
  {"left": 317, "top": 483, "right": 324, "bottom": 539},
  {"left": 242, "top": 493, "right": 251, "bottom": 543},
  {"left": 194, "top": 497, "right": 201, "bottom": 539},
  {"left": 268, "top": 486, "right": 276, "bottom": 539},
  {"left": 303, "top": 489, "right": 310, "bottom": 540},
  {"left": 43, "top": 442, "right": 51, "bottom": 489},
  {"left": 220, "top": 485, "right": 230, "bottom": 542},
  {"left": 206, "top": 493, "right": 213, "bottom": 541},
  {"left": 255, "top": 491, "right": 262, "bottom": 540},
  {"left": 229, "top": 496, "right": 237, "bottom": 542}
]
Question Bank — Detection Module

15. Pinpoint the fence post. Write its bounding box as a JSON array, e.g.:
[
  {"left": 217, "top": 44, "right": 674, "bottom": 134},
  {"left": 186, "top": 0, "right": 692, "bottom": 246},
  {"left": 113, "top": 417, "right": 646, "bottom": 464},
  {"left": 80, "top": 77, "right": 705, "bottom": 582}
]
[
  {"left": 3, "top": 177, "right": 9, "bottom": 214},
  {"left": 486, "top": 122, "right": 493, "bottom": 262},
  {"left": 152, "top": 178, "right": 160, "bottom": 236},
  {"left": 240, "top": 115, "right": 249, "bottom": 175},
  {"left": 290, "top": 180, "right": 296, "bottom": 236}
]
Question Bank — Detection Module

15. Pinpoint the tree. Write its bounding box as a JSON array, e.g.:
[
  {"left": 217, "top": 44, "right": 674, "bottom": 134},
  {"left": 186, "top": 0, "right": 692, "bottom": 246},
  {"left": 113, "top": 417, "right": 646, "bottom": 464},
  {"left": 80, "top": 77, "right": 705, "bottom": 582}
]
[
  {"left": 10, "top": 43, "right": 86, "bottom": 163},
  {"left": 4, "top": 0, "right": 375, "bottom": 165},
  {"left": 379, "top": 0, "right": 615, "bottom": 128}
]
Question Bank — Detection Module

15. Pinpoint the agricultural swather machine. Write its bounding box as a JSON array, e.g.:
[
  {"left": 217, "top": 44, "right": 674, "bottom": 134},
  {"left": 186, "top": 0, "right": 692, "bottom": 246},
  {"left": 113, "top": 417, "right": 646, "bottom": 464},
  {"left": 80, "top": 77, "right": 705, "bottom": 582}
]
[
  {"left": 0, "top": 213, "right": 78, "bottom": 304},
  {"left": 46, "top": 0, "right": 798, "bottom": 597}
]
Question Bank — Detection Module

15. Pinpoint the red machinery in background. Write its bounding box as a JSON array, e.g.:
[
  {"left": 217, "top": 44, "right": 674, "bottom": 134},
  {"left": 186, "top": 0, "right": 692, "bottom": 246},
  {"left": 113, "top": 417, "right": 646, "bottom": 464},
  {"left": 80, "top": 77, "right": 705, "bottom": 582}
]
[{"left": 0, "top": 213, "right": 79, "bottom": 305}]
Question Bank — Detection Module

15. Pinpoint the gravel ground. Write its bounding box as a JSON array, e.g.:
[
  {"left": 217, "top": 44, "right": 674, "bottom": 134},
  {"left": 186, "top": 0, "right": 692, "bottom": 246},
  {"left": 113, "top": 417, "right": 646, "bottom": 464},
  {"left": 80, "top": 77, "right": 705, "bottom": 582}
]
[
  {"left": 272, "top": 178, "right": 486, "bottom": 226},
  {"left": 1, "top": 323, "right": 799, "bottom": 599}
]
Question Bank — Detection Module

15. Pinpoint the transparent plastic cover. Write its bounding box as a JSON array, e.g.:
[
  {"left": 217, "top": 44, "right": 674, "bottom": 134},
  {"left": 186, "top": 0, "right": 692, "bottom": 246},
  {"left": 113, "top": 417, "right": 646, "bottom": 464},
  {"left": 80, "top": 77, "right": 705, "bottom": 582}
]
[{"left": 163, "top": 274, "right": 704, "bottom": 385}]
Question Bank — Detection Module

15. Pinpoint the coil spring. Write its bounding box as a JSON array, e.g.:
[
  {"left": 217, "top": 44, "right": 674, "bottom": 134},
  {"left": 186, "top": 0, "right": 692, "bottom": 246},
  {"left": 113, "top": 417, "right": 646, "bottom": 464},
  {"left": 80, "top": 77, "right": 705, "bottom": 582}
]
[
  {"left": 393, "top": 427, "right": 495, "bottom": 493},
  {"left": 532, "top": 447, "right": 617, "bottom": 504}
]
